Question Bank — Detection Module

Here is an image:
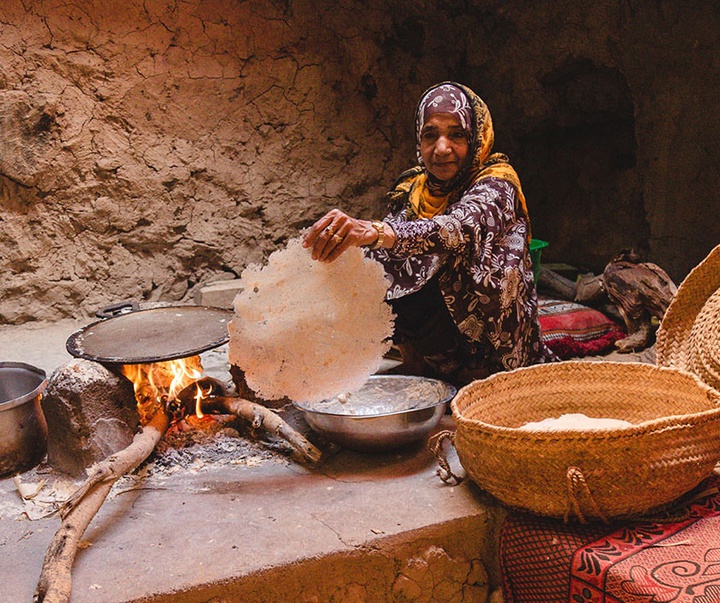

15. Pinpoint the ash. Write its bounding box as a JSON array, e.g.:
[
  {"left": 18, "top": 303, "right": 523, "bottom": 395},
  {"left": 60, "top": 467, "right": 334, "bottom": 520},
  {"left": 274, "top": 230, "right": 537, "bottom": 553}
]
[
  {"left": 146, "top": 420, "right": 289, "bottom": 478},
  {"left": 3, "top": 410, "right": 308, "bottom": 522}
]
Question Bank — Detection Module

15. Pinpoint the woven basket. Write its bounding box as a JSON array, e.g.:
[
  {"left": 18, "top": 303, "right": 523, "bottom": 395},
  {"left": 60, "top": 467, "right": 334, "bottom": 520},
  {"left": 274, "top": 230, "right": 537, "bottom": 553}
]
[
  {"left": 451, "top": 361, "right": 720, "bottom": 522},
  {"left": 657, "top": 243, "right": 720, "bottom": 391}
]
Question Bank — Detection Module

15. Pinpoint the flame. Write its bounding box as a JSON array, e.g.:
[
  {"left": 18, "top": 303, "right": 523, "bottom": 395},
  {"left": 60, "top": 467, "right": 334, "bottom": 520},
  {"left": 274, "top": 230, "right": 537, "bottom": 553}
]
[
  {"left": 194, "top": 383, "right": 206, "bottom": 419},
  {"left": 121, "top": 356, "right": 207, "bottom": 423}
]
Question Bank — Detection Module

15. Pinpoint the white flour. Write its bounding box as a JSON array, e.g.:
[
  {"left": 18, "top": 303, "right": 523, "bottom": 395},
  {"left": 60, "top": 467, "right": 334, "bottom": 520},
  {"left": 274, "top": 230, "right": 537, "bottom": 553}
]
[{"left": 519, "top": 413, "right": 634, "bottom": 431}]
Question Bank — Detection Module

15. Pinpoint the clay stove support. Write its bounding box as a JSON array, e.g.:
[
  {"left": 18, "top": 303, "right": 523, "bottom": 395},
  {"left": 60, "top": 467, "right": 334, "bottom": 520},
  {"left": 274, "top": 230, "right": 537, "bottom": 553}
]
[{"left": 41, "top": 359, "right": 140, "bottom": 477}]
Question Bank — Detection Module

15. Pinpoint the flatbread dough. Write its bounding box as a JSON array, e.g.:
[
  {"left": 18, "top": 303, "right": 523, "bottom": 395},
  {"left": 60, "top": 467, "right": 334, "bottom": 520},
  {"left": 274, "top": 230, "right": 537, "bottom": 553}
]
[{"left": 228, "top": 237, "right": 394, "bottom": 402}]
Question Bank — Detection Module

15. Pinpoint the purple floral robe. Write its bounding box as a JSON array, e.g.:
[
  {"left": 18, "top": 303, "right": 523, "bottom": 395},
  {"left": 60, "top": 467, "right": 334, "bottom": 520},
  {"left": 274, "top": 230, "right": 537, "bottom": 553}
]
[{"left": 371, "top": 177, "right": 549, "bottom": 376}]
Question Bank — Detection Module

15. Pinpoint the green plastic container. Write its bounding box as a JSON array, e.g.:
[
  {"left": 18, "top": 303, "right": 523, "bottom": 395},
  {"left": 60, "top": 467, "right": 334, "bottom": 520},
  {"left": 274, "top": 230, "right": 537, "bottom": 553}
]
[{"left": 529, "top": 239, "right": 549, "bottom": 284}]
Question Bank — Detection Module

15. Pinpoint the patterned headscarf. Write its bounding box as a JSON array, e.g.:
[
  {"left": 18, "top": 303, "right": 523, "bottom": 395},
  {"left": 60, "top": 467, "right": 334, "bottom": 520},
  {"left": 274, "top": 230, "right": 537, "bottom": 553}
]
[
  {"left": 416, "top": 83, "right": 474, "bottom": 144},
  {"left": 392, "top": 82, "right": 529, "bottom": 236}
]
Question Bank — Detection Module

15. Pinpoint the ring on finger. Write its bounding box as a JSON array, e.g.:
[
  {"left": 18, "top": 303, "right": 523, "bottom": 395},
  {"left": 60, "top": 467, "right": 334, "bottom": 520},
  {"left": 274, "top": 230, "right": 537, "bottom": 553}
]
[
  {"left": 332, "top": 234, "right": 342, "bottom": 244},
  {"left": 324, "top": 225, "right": 335, "bottom": 237}
]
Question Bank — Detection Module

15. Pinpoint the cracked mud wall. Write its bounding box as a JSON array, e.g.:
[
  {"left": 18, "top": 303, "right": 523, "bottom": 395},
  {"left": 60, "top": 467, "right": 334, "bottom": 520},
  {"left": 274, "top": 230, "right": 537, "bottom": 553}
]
[
  {"left": 0, "top": 0, "right": 438, "bottom": 323},
  {"left": 2, "top": 1, "right": 720, "bottom": 323}
]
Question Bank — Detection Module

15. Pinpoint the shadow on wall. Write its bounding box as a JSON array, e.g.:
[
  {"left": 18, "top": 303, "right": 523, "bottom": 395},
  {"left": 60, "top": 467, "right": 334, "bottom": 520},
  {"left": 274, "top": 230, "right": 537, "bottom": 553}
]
[{"left": 517, "top": 57, "right": 649, "bottom": 274}]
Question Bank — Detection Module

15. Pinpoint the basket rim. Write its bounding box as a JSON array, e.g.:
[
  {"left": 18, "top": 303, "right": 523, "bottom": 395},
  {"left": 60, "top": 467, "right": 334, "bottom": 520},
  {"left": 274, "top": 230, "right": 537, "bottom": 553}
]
[{"left": 451, "top": 360, "right": 720, "bottom": 441}]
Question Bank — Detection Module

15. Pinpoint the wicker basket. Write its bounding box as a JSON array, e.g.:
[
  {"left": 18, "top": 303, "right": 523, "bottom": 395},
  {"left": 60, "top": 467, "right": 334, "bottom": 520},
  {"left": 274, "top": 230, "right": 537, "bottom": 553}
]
[
  {"left": 451, "top": 361, "right": 720, "bottom": 522},
  {"left": 657, "top": 243, "right": 720, "bottom": 391}
]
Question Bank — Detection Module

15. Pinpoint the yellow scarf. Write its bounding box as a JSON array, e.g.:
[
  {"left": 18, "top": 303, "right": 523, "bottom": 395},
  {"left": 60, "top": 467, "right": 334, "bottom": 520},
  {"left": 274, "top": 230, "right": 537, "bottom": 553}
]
[{"left": 408, "top": 163, "right": 528, "bottom": 223}]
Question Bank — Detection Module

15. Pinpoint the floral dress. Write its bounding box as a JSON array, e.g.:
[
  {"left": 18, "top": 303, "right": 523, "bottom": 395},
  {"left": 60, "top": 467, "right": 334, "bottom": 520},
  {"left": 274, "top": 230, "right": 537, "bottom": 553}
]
[{"left": 371, "top": 177, "right": 550, "bottom": 379}]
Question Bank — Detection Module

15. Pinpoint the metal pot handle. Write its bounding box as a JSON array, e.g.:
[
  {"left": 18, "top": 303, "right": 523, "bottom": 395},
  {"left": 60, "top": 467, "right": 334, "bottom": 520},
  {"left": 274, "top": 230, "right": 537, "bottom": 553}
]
[{"left": 95, "top": 301, "right": 140, "bottom": 319}]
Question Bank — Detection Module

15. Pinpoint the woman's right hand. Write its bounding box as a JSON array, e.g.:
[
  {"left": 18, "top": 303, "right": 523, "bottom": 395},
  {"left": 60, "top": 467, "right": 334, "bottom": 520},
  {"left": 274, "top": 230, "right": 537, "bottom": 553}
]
[{"left": 302, "top": 209, "right": 383, "bottom": 262}]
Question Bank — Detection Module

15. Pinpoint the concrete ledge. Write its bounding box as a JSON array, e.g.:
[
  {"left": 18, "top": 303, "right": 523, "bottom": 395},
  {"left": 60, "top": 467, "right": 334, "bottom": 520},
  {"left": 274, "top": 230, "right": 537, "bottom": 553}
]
[
  {"left": 0, "top": 418, "right": 505, "bottom": 603},
  {"left": 143, "top": 515, "right": 501, "bottom": 602}
]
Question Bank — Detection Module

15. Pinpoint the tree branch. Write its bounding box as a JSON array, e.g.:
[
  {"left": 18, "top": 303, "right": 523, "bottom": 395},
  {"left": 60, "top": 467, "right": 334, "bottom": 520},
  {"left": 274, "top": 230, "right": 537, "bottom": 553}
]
[{"left": 34, "top": 410, "right": 170, "bottom": 603}]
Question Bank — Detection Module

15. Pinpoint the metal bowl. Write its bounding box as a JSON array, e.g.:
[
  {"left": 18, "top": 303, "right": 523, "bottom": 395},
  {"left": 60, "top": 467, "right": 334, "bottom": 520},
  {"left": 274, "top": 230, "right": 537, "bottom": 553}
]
[
  {"left": 293, "top": 375, "right": 456, "bottom": 452},
  {"left": 0, "top": 362, "right": 48, "bottom": 477}
]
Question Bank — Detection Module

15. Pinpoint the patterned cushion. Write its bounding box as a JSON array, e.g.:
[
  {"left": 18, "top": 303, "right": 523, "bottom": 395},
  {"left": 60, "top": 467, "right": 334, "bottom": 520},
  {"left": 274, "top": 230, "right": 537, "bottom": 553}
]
[
  {"left": 500, "top": 475, "right": 720, "bottom": 603},
  {"left": 538, "top": 297, "right": 625, "bottom": 358}
]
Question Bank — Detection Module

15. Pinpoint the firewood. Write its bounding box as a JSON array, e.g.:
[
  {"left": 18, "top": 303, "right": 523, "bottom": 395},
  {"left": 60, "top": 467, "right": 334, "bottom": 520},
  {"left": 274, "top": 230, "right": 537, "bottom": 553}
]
[
  {"left": 537, "top": 266, "right": 577, "bottom": 300},
  {"left": 574, "top": 273, "right": 606, "bottom": 304},
  {"left": 34, "top": 479, "right": 113, "bottom": 603},
  {"left": 57, "top": 410, "right": 170, "bottom": 518},
  {"left": 602, "top": 250, "right": 677, "bottom": 353},
  {"left": 34, "top": 410, "right": 169, "bottom": 603},
  {"left": 175, "top": 378, "right": 323, "bottom": 464},
  {"left": 603, "top": 251, "right": 677, "bottom": 321},
  {"left": 200, "top": 394, "right": 323, "bottom": 465}
]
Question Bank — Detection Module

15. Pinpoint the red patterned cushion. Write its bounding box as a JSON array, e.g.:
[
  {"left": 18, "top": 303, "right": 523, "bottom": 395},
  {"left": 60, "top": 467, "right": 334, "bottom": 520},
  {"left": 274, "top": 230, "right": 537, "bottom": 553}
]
[
  {"left": 538, "top": 297, "right": 625, "bottom": 358},
  {"left": 500, "top": 475, "right": 720, "bottom": 603}
]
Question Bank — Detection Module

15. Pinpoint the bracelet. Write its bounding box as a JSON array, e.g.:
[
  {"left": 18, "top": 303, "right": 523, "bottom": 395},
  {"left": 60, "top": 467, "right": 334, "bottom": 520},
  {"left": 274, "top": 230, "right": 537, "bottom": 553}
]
[{"left": 370, "top": 220, "right": 385, "bottom": 250}]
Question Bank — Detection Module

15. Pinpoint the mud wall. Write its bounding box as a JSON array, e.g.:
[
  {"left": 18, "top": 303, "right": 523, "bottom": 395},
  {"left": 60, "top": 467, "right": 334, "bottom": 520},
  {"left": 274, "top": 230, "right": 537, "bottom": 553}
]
[{"left": 1, "top": 0, "right": 719, "bottom": 323}]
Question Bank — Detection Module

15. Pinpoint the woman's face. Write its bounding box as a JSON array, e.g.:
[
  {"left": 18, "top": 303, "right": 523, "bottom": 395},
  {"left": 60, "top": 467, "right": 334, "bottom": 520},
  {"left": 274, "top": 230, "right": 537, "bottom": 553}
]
[{"left": 419, "top": 113, "right": 470, "bottom": 182}]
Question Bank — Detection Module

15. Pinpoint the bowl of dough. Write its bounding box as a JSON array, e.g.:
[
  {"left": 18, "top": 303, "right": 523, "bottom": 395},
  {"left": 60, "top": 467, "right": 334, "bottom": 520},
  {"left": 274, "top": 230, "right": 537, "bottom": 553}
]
[{"left": 293, "top": 375, "right": 456, "bottom": 452}]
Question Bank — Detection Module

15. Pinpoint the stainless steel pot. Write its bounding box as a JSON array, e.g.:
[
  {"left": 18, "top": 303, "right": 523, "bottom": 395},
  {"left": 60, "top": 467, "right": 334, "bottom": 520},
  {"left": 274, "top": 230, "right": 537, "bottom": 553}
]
[{"left": 0, "top": 362, "right": 48, "bottom": 477}]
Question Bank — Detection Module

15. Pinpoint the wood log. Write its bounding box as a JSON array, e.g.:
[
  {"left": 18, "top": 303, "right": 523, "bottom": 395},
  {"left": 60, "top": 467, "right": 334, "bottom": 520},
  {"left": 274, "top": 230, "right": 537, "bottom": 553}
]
[
  {"left": 200, "top": 394, "right": 323, "bottom": 465},
  {"left": 574, "top": 273, "right": 606, "bottom": 304},
  {"left": 34, "top": 410, "right": 170, "bottom": 603},
  {"left": 174, "top": 378, "right": 323, "bottom": 464},
  {"left": 34, "top": 480, "right": 113, "bottom": 603},
  {"left": 603, "top": 253, "right": 677, "bottom": 321},
  {"left": 602, "top": 250, "right": 678, "bottom": 353},
  {"left": 537, "top": 266, "right": 577, "bottom": 300}
]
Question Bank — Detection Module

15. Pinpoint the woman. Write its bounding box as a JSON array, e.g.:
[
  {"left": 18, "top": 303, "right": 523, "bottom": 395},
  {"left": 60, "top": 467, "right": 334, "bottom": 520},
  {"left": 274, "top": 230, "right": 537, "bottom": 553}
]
[{"left": 303, "top": 82, "right": 553, "bottom": 385}]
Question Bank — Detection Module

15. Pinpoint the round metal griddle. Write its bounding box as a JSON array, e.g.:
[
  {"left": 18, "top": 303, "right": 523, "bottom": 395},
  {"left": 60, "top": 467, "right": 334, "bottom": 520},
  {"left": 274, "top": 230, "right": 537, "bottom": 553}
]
[{"left": 66, "top": 306, "right": 233, "bottom": 365}]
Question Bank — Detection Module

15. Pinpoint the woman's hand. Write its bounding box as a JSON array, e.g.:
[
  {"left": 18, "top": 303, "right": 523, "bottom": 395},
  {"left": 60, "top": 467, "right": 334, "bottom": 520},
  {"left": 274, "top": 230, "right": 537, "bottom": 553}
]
[{"left": 303, "top": 209, "right": 384, "bottom": 262}]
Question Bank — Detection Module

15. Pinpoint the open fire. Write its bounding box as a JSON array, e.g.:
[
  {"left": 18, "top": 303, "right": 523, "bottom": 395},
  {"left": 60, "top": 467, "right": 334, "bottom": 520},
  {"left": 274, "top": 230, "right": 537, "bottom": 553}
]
[
  {"left": 35, "top": 351, "right": 324, "bottom": 603},
  {"left": 113, "top": 355, "right": 322, "bottom": 463},
  {"left": 120, "top": 356, "right": 214, "bottom": 425}
]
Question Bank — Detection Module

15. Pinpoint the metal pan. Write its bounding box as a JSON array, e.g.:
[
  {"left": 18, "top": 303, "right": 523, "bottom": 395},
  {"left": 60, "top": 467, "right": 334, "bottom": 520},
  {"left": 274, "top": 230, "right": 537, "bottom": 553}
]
[{"left": 66, "top": 305, "right": 233, "bottom": 365}]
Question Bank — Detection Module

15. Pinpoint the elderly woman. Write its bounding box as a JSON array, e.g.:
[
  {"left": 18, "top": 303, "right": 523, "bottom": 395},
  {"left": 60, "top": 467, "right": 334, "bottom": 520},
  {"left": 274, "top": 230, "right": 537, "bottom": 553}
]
[{"left": 303, "top": 82, "right": 553, "bottom": 385}]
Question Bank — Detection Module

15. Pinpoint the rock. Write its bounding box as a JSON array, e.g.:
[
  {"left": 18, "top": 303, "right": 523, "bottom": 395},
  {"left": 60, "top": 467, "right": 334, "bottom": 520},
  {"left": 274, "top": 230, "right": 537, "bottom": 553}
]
[
  {"left": 41, "top": 359, "right": 139, "bottom": 476},
  {"left": 194, "top": 279, "right": 244, "bottom": 309}
]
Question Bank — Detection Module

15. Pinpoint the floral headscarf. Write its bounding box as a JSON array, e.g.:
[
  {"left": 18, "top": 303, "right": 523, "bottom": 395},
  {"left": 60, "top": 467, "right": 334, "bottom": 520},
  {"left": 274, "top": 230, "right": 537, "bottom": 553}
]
[
  {"left": 416, "top": 83, "right": 474, "bottom": 143},
  {"left": 392, "top": 82, "right": 530, "bottom": 236}
]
